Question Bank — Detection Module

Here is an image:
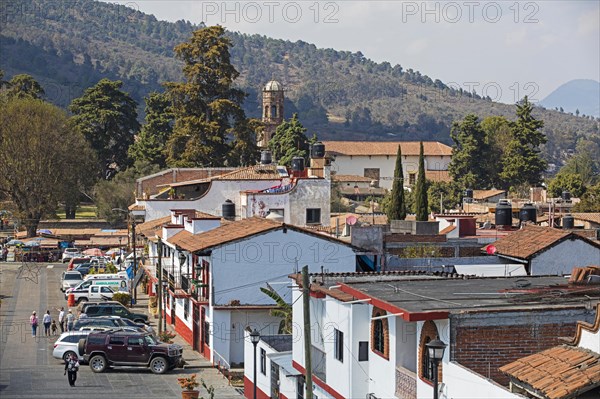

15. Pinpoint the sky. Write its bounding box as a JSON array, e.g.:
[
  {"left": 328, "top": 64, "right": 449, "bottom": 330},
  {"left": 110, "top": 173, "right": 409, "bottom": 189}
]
[{"left": 104, "top": 0, "right": 600, "bottom": 104}]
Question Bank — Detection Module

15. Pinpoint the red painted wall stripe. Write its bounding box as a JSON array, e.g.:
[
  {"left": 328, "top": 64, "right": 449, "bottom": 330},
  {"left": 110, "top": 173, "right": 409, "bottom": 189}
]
[
  {"left": 243, "top": 376, "right": 270, "bottom": 399},
  {"left": 292, "top": 361, "right": 345, "bottom": 399}
]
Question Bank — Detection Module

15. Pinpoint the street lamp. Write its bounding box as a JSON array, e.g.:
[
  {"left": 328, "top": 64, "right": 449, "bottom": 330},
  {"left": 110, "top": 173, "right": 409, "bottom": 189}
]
[
  {"left": 426, "top": 338, "right": 447, "bottom": 399},
  {"left": 250, "top": 329, "right": 261, "bottom": 399}
]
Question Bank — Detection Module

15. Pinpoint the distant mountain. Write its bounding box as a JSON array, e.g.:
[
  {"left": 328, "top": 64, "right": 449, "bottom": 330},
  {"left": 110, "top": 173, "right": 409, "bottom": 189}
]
[
  {"left": 541, "top": 79, "right": 600, "bottom": 118},
  {"left": 1, "top": 0, "right": 598, "bottom": 166}
]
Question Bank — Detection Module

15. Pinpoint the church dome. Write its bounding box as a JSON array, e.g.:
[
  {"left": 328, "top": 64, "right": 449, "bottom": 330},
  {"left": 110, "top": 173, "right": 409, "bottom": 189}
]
[{"left": 264, "top": 80, "right": 283, "bottom": 91}]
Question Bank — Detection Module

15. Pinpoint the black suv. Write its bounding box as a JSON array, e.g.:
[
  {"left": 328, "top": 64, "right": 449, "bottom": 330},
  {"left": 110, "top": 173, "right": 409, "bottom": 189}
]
[
  {"left": 81, "top": 331, "right": 183, "bottom": 374},
  {"left": 83, "top": 304, "right": 148, "bottom": 324}
]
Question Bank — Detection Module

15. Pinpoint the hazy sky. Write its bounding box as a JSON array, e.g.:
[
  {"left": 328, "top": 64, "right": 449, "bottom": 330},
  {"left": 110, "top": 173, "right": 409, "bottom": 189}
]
[{"left": 105, "top": 0, "right": 599, "bottom": 104}]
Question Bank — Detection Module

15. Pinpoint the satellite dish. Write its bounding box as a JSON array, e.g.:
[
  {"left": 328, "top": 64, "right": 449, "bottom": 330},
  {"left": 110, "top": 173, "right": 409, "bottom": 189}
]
[
  {"left": 486, "top": 245, "right": 497, "bottom": 255},
  {"left": 346, "top": 215, "right": 358, "bottom": 226}
]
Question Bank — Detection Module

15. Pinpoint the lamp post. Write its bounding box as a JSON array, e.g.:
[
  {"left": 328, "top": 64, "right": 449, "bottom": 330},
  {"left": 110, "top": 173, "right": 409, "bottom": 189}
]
[
  {"left": 250, "top": 329, "right": 260, "bottom": 399},
  {"left": 157, "top": 237, "right": 163, "bottom": 335},
  {"left": 426, "top": 338, "right": 447, "bottom": 399}
]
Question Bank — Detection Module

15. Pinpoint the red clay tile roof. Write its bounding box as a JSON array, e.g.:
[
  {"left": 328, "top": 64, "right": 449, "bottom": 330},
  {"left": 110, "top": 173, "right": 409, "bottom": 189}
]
[
  {"left": 472, "top": 189, "right": 506, "bottom": 200},
  {"left": 136, "top": 216, "right": 171, "bottom": 238},
  {"left": 499, "top": 345, "right": 600, "bottom": 399},
  {"left": 569, "top": 266, "right": 600, "bottom": 283},
  {"left": 425, "top": 170, "right": 452, "bottom": 183},
  {"left": 440, "top": 225, "right": 456, "bottom": 235},
  {"left": 332, "top": 174, "right": 374, "bottom": 182},
  {"left": 572, "top": 213, "right": 600, "bottom": 225},
  {"left": 484, "top": 225, "right": 600, "bottom": 260},
  {"left": 323, "top": 141, "right": 452, "bottom": 156},
  {"left": 214, "top": 164, "right": 282, "bottom": 180}
]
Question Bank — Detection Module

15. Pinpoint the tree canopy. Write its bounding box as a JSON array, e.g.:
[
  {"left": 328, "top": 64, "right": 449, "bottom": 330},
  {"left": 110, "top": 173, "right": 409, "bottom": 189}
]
[
  {"left": 268, "top": 113, "right": 311, "bottom": 166},
  {"left": 165, "top": 25, "right": 259, "bottom": 167},
  {"left": 3, "top": 74, "right": 45, "bottom": 100},
  {"left": 69, "top": 78, "right": 140, "bottom": 174},
  {"left": 449, "top": 114, "right": 490, "bottom": 189},
  {"left": 0, "top": 98, "right": 95, "bottom": 236},
  {"left": 386, "top": 144, "right": 406, "bottom": 220}
]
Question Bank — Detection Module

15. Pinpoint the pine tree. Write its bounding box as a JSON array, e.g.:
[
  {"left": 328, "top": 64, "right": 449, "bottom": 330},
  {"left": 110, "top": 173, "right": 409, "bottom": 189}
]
[
  {"left": 268, "top": 113, "right": 310, "bottom": 166},
  {"left": 415, "top": 142, "right": 429, "bottom": 221},
  {"left": 387, "top": 144, "right": 406, "bottom": 220},
  {"left": 500, "top": 96, "right": 547, "bottom": 188},
  {"left": 448, "top": 114, "right": 490, "bottom": 189},
  {"left": 165, "top": 26, "right": 259, "bottom": 167}
]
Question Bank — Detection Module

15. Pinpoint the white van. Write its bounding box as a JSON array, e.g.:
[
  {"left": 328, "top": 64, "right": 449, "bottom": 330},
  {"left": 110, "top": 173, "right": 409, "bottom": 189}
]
[{"left": 65, "top": 277, "right": 129, "bottom": 298}]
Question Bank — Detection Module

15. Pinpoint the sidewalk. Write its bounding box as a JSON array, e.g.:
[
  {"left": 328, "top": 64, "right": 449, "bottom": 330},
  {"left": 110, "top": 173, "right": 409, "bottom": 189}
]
[{"left": 131, "top": 291, "right": 244, "bottom": 398}]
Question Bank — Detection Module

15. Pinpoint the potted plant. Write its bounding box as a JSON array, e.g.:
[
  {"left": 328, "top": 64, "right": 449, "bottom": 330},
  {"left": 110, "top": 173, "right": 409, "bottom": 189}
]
[
  {"left": 178, "top": 374, "right": 200, "bottom": 399},
  {"left": 158, "top": 330, "right": 176, "bottom": 343}
]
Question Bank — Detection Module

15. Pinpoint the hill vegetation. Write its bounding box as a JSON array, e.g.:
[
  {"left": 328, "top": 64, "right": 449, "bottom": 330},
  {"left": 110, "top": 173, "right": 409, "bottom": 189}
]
[{"left": 1, "top": 0, "right": 599, "bottom": 167}]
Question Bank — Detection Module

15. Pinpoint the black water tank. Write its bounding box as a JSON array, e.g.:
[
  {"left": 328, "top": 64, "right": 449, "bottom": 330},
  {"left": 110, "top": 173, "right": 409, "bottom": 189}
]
[
  {"left": 495, "top": 200, "right": 513, "bottom": 227},
  {"left": 562, "top": 214, "right": 574, "bottom": 229},
  {"left": 311, "top": 142, "right": 325, "bottom": 158},
  {"left": 464, "top": 188, "right": 473, "bottom": 198},
  {"left": 291, "top": 156, "right": 305, "bottom": 172},
  {"left": 519, "top": 203, "right": 537, "bottom": 223},
  {"left": 222, "top": 199, "right": 235, "bottom": 221},
  {"left": 260, "top": 150, "right": 272, "bottom": 165},
  {"left": 562, "top": 190, "right": 571, "bottom": 201}
]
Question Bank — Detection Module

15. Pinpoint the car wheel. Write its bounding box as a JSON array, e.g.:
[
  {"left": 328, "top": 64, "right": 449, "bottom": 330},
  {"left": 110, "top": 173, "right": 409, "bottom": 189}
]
[
  {"left": 63, "top": 350, "right": 77, "bottom": 362},
  {"left": 78, "top": 297, "right": 88, "bottom": 304},
  {"left": 89, "top": 355, "right": 107, "bottom": 373},
  {"left": 77, "top": 338, "right": 86, "bottom": 356},
  {"left": 149, "top": 356, "right": 168, "bottom": 374}
]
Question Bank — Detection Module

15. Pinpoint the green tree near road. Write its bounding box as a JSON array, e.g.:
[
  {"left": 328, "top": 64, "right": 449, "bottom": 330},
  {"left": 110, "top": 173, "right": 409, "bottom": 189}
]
[
  {"left": 268, "top": 113, "right": 310, "bottom": 166},
  {"left": 128, "top": 92, "right": 174, "bottom": 169},
  {"left": 165, "top": 25, "right": 259, "bottom": 167},
  {"left": 69, "top": 78, "right": 140, "bottom": 173},
  {"left": 415, "top": 142, "right": 429, "bottom": 221},
  {"left": 386, "top": 144, "right": 406, "bottom": 221},
  {"left": 0, "top": 98, "right": 95, "bottom": 236},
  {"left": 500, "top": 96, "right": 547, "bottom": 189}
]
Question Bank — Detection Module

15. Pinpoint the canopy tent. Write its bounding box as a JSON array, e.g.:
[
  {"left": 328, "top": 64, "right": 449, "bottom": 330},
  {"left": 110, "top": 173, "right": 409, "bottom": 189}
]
[{"left": 83, "top": 248, "right": 104, "bottom": 256}]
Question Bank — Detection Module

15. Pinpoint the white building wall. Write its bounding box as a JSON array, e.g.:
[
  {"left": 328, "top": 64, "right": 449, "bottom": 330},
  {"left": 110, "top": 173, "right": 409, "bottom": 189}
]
[
  {"left": 442, "top": 362, "right": 522, "bottom": 399},
  {"left": 531, "top": 240, "right": 600, "bottom": 275},
  {"left": 210, "top": 309, "right": 231, "bottom": 366},
  {"left": 350, "top": 304, "right": 371, "bottom": 399},
  {"left": 415, "top": 319, "right": 449, "bottom": 399},
  {"left": 322, "top": 298, "right": 352, "bottom": 398},
  {"left": 173, "top": 297, "right": 193, "bottom": 332},
  {"left": 330, "top": 155, "right": 450, "bottom": 190},
  {"left": 366, "top": 306, "right": 398, "bottom": 398},
  {"left": 243, "top": 332, "right": 273, "bottom": 397},
  {"left": 579, "top": 328, "right": 600, "bottom": 353},
  {"left": 211, "top": 229, "right": 357, "bottom": 305},
  {"left": 396, "top": 317, "right": 418, "bottom": 371},
  {"left": 229, "top": 310, "right": 282, "bottom": 366}
]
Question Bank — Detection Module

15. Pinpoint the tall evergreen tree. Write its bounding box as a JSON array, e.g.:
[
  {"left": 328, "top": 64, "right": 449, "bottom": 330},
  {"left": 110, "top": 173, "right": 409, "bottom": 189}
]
[
  {"left": 165, "top": 25, "right": 259, "bottom": 167},
  {"left": 415, "top": 142, "right": 429, "bottom": 221},
  {"left": 500, "top": 96, "right": 547, "bottom": 188},
  {"left": 69, "top": 78, "right": 139, "bottom": 173},
  {"left": 128, "top": 92, "right": 173, "bottom": 169},
  {"left": 3, "top": 74, "right": 45, "bottom": 100},
  {"left": 449, "top": 114, "right": 490, "bottom": 189},
  {"left": 268, "top": 113, "right": 310, "bottom": 166},
  {"left": 387, "top": 144, "right": 406, "bottom": 220}
]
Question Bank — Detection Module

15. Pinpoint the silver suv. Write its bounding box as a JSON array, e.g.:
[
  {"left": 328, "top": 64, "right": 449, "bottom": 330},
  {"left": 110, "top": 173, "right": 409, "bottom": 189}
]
[{"left": 62, "top": 248, "right": 82, "bottom": 263}]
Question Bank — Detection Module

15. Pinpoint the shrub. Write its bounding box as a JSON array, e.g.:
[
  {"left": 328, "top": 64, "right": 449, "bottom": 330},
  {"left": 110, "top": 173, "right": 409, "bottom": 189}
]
[
  {"left": 112, "top": 292, "right": 131, "bottom": 307},
  {"left": 159, "top": 330, "right": 176, "bottom": 343}
]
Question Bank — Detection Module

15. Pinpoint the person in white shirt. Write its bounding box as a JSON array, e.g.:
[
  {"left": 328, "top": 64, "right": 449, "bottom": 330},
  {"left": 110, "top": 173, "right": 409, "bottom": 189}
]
[
  {"left": 42, "top": 310, "right": 52, "bottom": 336},
  {"left": 56, "top": 307, "right": 65, "bottom": 333}
]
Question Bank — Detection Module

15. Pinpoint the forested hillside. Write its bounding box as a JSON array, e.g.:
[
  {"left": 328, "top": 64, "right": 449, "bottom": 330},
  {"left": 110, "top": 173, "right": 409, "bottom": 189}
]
[{"left": 1, "top": 0, "right": 598, "bottom": 166}]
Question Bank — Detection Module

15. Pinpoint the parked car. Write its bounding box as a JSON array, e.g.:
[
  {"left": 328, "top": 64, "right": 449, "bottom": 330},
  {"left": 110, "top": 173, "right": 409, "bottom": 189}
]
[
  {"left": 82, "top": 304, "right": 148, "bottom": 324},
  {"left": 79, "top": 301, "right": 125, "bottom": 314},
  {"left": 62, "top": 248, "right": 82, "bottom": 263},
  {"left": 68, "top": 285, "right": 116, "bottom": 303},
  {"left": 80, "top": 331, "right": 184, "bottom": 374},
  {"left": 74, "top": 316, "right": 145, "bottom": 332},
  {"left": 53, "top": 331, "right": 91, "bottom": 362},
  {"left": 61, "top": 271, "right": 83, "bottom": 292}
]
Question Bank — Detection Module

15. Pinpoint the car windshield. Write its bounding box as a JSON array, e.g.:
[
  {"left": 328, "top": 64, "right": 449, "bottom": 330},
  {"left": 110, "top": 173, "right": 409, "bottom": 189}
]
[
  {"left": 144, "top": 335, "right": 157, "bottom": 346},
  {"left": 65, "top": 274, "right": 81, "bottom": 280}
]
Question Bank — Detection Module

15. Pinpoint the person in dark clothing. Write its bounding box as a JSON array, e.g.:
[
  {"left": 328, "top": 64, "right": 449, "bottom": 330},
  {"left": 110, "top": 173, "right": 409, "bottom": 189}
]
[{"left": 64, "top": 353, "right": 79, "bottom": 386}]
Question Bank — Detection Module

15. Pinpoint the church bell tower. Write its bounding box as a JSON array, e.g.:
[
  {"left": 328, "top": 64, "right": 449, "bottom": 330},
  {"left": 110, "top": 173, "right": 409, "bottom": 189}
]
[{"left": 258, "top": 80, "right": 284, "bottom": 148}]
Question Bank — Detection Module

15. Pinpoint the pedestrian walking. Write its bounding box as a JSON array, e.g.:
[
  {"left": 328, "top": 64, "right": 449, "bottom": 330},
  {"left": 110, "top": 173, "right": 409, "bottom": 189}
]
[
  {"left": 42, "top": 310, "right": 52, "bottom": 336},
  {"left": 30, "top": 311, "right": 38, "bottom": 337},
  {"left": 57, "top": 307, "right": 65, "bottom": 333},
  {"left": 66, "top": 309, "right": 74, "bottom": 332},
  {"left": 64, "top": 352, "right": 79, "bottom": 387}
]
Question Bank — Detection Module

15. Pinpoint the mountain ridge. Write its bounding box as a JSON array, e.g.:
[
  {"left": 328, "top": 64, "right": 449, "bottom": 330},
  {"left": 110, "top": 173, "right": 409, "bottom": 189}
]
[
  {"left": 1, "top": 0, "right": 598, "bottom": 166},
  {"left": 540, "top": 79, "right": 600, "bottom": 118}
]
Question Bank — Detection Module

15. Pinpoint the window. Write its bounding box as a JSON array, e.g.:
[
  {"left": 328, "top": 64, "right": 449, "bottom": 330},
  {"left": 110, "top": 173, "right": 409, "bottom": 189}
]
[
  {"left": 297, "top": 377, "right": 305, "bottom": 399},
  {"left": 409, "top": 172, "right": 416, "bottom": 186},
  {"left": 364, "top": 168, "right": 380, "bottom": 181},
  {"left": 419, "top": 320, "right": 442, "bottom": 383},
  {"left": 306, "top": 208, "right": 321, "bottom": 225},
  {"left": 358, "top": 341, "right": 369, "bottom": 361},
  {"left": 109, "top": 336, "right": 125, "bottom": 345},
  {"left": 128, "top": 337, "right": 144, "bottom": 346},
  {"left": 260, "top": 348, "right": 267, "bottom": 375},
  {"left": 371, "top": 307, "right": 389, "bottom": 359},
  {"left": 203, "top": 322, "right": 210, "bottom": 345},
  {"left": 334, "top": 329, "right": 343, "bottom": 362},
  {"left": 422, "top": 337, "right": 434, "bottom": 380},
  {"left": 184, "top": 298, "right": 189, "bottom": 320}
]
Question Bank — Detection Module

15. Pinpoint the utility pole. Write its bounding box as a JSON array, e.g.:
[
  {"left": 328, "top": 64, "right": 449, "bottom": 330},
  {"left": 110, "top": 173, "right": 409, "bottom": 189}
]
[
  {"left": 132, "top": 218, "right": 137, "bottom": 306},
  {"left": 157, "top": 237, "right": 163, "bottom": 335},
  {"left": 302, "top": 265, "right": 313, "bottom": 399}
]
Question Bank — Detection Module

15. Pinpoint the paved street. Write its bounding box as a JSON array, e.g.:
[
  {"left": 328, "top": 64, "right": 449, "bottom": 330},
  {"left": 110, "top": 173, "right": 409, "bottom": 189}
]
[{"left": 0, "top": 261, "right": 243, "bottom": 398}]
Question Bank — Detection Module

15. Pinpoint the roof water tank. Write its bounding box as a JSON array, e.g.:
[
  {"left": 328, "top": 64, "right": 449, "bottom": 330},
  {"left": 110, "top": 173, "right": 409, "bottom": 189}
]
[
  {"left": 562, "top": 190, "right": 571, "bottom": 201},
  {"left": 260, "top": 150, "right": 272, "bottom": 165},
  {"left": 519, "top": 203, "right": 537, "bottom": 223},
  {"left": 495, "top": 200, "right": 513, "bottom": 227},
  {"left": 291, "top": 157, "right": 305, "bottom": 172},
  {"left": 562, "top": 214, "right": 574, "bottom": 229},
  {"left": 311, "top": 142, "right": 325, "bottom": 158},
  {"left": 464, "top": 188, "right": 473, "bottom": 198},
  {"left": 222, "top": 199, "right": 235, "bottom": 221}
]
